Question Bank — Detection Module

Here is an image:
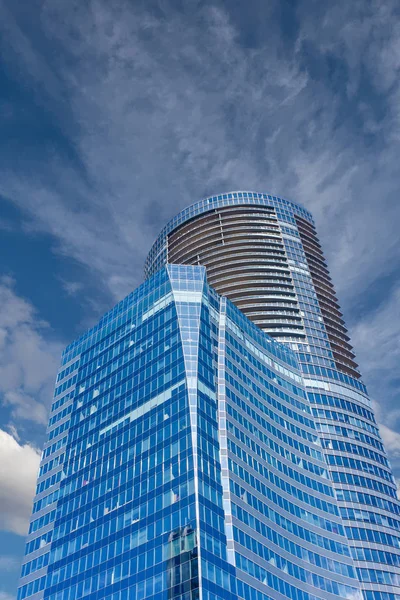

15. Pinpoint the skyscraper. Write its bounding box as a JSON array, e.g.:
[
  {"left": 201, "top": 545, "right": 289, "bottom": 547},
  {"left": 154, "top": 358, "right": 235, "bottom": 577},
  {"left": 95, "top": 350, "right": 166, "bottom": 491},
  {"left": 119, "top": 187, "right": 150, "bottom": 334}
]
[{"left": 19, "top": 193, "right": 399, "bottom": 600}]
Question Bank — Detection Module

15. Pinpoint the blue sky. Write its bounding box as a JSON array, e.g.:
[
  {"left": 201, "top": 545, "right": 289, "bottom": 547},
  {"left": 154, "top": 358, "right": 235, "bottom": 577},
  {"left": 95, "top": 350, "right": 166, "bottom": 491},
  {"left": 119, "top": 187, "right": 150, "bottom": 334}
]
[{"left": 1, "top": 0, "right": 400, "bottom": 597}]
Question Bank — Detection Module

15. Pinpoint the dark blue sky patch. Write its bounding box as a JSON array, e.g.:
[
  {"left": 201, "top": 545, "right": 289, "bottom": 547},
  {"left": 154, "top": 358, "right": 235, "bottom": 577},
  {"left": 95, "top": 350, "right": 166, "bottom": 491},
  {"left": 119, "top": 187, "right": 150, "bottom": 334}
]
[
  {"left": 0, "top": 195, "right": 113, "bottom": 341},
  {"left": 0, "top": 530, "right": 26, "bottom": 595}
]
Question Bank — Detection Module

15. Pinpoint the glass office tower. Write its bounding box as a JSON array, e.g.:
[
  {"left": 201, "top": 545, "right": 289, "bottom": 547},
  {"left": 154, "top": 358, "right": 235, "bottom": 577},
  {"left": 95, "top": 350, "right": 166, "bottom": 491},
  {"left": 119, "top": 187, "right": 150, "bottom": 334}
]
[
  {"left": 19, "top": 265, "right": 362, "bottom": 600},
  {"left": 18, "top": 193, "right": 399, "bottom": 600},
  {"left": 146, "top": 193, "right": 400, "bottom": 599}
]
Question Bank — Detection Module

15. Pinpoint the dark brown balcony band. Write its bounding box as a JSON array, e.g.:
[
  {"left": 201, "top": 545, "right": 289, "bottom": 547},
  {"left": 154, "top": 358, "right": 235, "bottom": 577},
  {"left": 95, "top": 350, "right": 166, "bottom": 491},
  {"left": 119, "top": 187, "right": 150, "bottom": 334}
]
[
  {"left": 166, "top": 202, "right": 360, "bottom": 380},
  {"left": 167, "top": 205, "right": 305, "bottom": 342}
]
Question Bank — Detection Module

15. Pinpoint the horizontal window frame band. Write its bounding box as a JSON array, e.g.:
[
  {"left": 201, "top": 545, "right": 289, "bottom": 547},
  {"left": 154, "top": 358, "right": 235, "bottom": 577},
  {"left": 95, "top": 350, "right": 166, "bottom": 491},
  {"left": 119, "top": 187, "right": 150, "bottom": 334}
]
[
  {"left": 168, "top": 207, "right": 279, "bottom": 238},
  {"left": 206, "top": 264, "right": 291, "bottom": 277},
  {"left": 170, "top": 250, "right": 291, "bottom": 270},
  {"left": 169, "top": 231, "right": 285, "bottom": 258},
  {"left": 210, "top": 278, "right": 295, "bottom": 292},
  {"left": 209, "top": 272, "right": 291, "bottom": 286}
]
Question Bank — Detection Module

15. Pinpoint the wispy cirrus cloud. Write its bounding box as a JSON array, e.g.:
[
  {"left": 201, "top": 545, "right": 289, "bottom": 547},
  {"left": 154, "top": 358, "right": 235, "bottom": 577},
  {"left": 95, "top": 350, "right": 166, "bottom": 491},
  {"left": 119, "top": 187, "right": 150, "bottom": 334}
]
[
  {"left": 0, "top": 277, "right": 62, "bottom": 427},
  {"left": 0, "top": 278, "right": 62, "bottom": 539},
  {"left": 1, "top": 3, "right": 400, "bottom": 599},
  {"left": 352, "top": 285, "right": 400, "bottom": 471},
  {"left": 0, "top": 0, "right": 398, "bottom": 308},
  {"left": 0, "top": 1, "right": 399, "bottom": 470}
]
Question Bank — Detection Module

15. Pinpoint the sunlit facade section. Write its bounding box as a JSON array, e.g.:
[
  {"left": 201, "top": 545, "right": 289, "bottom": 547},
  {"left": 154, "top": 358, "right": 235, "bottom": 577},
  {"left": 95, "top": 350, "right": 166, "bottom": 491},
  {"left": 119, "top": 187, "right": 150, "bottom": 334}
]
[
  {"left": 19, "top": 265, "right": 363, "bottom": 600},
  {"left": 146, "top": 192, "right": 400, "bottom": 599}
]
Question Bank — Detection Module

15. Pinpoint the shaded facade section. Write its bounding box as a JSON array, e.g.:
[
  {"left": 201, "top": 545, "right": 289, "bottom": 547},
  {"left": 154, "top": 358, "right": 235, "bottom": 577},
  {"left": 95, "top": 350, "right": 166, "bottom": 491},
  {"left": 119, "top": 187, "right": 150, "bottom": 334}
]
[
  {"left": 213, "top": 294, "right": 361, "bottom": 600},
  {"left": 295, "top": 215, "right": 359, "bottom": 379}
]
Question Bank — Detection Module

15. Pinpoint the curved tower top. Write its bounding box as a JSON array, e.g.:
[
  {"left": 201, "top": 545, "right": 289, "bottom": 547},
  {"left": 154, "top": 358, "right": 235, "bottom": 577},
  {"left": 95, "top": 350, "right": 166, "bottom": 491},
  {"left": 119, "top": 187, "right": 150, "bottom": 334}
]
[
  {"left": 143, "top": 190, "right": 400, "bottom": 598},
  {"left": 145, "top": 190, "right": 360, "bottom": 383},
  {"left": 145, "top": 191, "right": 313, "bottom": 278}
]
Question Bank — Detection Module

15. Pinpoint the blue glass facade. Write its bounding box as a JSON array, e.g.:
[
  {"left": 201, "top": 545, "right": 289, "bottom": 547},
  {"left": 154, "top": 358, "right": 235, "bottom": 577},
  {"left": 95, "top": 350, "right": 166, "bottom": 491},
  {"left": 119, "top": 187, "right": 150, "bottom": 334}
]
[
  {"left": 19, "top": 264, "right": 365, "bottom": 600},
  {"left": 18, "top": 192, "right": 400, "bottom": 600},
  {"left": 144, "top": 192, "right": 400, "bottom": 600}
]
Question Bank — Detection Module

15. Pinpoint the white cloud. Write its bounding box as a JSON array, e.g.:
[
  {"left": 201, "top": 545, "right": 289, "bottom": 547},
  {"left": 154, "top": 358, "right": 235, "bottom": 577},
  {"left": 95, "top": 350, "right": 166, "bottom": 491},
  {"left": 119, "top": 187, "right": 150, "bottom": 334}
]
[
  {"left": 0, "top": 429, "right": 40, "bottom": 536},
  {"left": 352, "top": 285, "right": 400, "bottom": 402},
  {"left": 351, "top": 286, "right": 400, "bottom": 469},
  {"left": 0, "top": 277, "right": 62, "bottom": 425},
  {"left": 0, "top": 0, "right": 396, "bottom": 317},
  {"left": 61, "top": 280, "right": 83, "bottom": 297},
  {"left": 0, "top": 2, "right": 314, "bottom": 300},
  {"left": 379, "top": 425, "right": 400, "bottom": 459},
  {"left": 352, "top": 285, "right": 400, "bottom": 365},
  {"left": 288, "top": 0, "right": 400, "bottom": 304}
]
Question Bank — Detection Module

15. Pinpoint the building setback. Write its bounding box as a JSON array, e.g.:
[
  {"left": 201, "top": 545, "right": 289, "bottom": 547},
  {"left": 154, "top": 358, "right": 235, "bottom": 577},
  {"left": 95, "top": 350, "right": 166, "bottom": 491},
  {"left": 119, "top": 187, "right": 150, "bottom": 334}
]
[{"left": 18, "top": 192, "right": 400, "bottom": 600}]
